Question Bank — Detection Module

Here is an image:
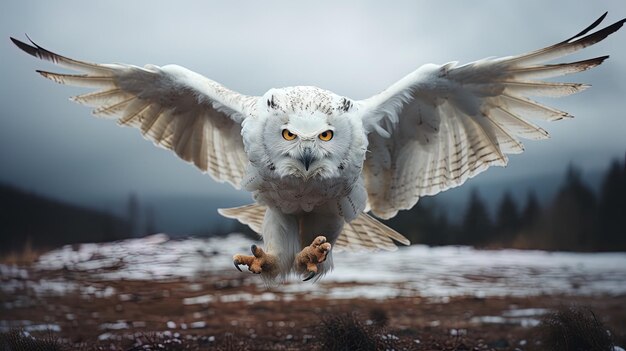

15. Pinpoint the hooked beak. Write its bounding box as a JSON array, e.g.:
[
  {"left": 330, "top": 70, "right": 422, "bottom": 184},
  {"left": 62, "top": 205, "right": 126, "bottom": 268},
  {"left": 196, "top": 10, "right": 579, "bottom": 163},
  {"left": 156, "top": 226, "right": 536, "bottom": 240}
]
[{"left": 299, "top": 147, "right": 315, "bottom": 171}]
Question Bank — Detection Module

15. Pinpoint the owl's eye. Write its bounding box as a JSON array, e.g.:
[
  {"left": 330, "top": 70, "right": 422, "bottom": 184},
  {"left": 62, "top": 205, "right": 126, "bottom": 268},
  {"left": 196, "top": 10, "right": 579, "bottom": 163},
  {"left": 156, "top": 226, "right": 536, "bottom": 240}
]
[
  {"left": 282, "top": 129, "right": 297, "bottom": 141},
  {"left": 318, "top": 130, "right": 334, "bottom": 141}
]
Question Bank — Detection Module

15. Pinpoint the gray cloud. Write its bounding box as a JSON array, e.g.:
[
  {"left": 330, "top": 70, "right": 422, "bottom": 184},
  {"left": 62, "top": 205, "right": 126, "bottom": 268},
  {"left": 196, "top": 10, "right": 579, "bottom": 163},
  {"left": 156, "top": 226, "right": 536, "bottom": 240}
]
[{"left": 1, "top": 1, "right": 625, "bottom": 207}]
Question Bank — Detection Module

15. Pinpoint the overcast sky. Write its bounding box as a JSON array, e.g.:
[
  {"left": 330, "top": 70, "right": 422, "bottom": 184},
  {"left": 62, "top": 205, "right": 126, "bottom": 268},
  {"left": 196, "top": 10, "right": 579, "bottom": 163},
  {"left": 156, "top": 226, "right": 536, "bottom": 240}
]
[{"left": 1, "top": 1, "right": 625, "bottom": 209}]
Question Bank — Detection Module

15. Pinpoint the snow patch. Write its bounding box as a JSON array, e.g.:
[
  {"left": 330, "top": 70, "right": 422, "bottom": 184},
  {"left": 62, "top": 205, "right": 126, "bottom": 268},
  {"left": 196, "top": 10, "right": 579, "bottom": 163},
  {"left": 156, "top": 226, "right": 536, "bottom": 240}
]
[
  {"left": 99, "top": 321, "right": 129, "bottom": 330},
  {"left": 15, "top": 233, "right": 626, "bottom": 301}
]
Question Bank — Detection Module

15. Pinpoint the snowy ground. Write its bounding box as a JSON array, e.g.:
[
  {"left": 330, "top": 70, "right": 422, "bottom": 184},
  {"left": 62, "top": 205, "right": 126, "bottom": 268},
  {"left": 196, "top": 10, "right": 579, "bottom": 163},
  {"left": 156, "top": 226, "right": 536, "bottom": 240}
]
[{"left": 3, "top": 233, "right": 623, "bottom": 300}]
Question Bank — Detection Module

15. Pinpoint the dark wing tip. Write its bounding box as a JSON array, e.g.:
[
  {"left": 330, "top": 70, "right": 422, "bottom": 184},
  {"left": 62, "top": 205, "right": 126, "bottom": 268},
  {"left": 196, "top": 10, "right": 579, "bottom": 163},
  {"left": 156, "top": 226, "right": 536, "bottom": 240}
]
[
  {"left": 581, "top": 16, "right": 626, "bottom": 45},
  {"left": 560, "top": 15, "right": 626, "bottom": 52},
  {"left": 562, "top": 12, "right": 608, "bottom": 43},
  {"left": 10, "top": 36, "right": 39, "bottom": 58},
  {"left": 561, "top": 13, "right": 626, "bottom": 47},
  {"left": 10, "top": 35, "right": 64, "bottom": 65},
  {"left": 589, "top": 55, "right": 611, "bottom": 66}
]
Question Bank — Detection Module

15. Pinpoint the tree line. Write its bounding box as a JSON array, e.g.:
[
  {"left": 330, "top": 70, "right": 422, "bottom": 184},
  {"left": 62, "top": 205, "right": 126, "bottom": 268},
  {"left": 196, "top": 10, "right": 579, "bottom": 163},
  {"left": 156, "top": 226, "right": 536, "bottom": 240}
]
[
  {"left": 2, "top": 155, "right": 623, "bottom": 253},
  {"left": 0, "top": 185, "right": 129, "bottom": 253},
  {"left": 386, "top": 154, "right": 626, "bottom": 252}
]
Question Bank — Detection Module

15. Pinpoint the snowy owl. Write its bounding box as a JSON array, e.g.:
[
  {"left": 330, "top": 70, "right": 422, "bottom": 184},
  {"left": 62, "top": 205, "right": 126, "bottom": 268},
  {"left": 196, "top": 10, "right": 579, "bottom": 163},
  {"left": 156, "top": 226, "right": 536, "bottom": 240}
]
[{"left": 12, "top": 13, "right": 625, "bottom": 282}]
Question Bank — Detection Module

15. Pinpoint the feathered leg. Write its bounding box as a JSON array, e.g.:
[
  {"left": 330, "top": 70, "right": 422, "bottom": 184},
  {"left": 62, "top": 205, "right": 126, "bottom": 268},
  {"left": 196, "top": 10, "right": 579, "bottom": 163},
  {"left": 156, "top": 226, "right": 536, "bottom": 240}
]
[
  {"left": 296, "top": 236, "right": 332, "bottom": 281},
  {"left": 295, "top": 211, "right": 344, "bottom": 282},
  {"left": 233, "top": 208, "right": 299, "bottom": 282}
]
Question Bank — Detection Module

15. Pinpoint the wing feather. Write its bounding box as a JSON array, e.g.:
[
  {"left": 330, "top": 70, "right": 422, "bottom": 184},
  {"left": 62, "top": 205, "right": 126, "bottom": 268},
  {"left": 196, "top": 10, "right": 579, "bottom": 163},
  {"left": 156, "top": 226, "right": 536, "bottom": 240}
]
[
  {"left": 38, "top": 71, "right": 116, "bottom": 88},
  {"left": 13, "top": 37, "right": 258, "bottom": 189},
  {"left": 11, "top": 35, "right": 116, "bottom": 74},
  {"left": 359, "top": 14, "right": 624, "bottom": 218},
  {"left": 502, "top": 81, "right": 589, "bottom": 97},
  {"left": 508, "top": 56, "right": 608, "bottom": 80},
  {"left": 490, "top": 106, "right": 549, "bottom": 140},
  {"left": 71, "top": 89, "right": 131, "bottom": 108},
  {"left": 94, "top": 96, "right": 138, "bottom": 116},
  {"left": 499, "top": 94, "right": 572, "bottom": 121},
  {"left": 506, "top": 13, "right": 624, "bottom": 66}
]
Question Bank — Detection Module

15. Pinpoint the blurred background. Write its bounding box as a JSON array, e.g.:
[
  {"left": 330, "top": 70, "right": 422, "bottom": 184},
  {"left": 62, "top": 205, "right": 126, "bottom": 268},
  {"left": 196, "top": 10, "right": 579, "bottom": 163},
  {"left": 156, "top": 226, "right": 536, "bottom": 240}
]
[
  {"left": 0, "top": 0, "right": 624, "bottom": 252},
  {"left": 1, "top": 2, "right": 626, "bottom": 349}
]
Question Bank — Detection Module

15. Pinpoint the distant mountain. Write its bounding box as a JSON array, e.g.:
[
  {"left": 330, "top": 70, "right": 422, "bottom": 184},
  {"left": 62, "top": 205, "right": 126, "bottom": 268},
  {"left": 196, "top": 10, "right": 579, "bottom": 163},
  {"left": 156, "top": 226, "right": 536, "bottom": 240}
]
[{"left": 0, "top": 184, "right": 130, "bottom": 252}]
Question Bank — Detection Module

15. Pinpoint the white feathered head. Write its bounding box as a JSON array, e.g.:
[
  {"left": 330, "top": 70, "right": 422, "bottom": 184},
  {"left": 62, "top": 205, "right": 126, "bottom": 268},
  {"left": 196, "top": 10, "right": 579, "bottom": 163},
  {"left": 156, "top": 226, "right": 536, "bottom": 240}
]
[{"left": 242, "top": 86, "right": 367, "bottom": 180}]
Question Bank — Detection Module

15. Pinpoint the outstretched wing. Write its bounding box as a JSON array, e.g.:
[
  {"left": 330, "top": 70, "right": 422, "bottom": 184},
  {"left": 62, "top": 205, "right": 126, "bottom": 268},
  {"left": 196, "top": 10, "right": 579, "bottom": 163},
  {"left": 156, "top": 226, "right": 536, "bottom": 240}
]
[
  {"left": 358, "top": 13, "right": 625, "bottom": 219},
  {"left": 11, "top": 37, "right": 259, "bottom": 189}
]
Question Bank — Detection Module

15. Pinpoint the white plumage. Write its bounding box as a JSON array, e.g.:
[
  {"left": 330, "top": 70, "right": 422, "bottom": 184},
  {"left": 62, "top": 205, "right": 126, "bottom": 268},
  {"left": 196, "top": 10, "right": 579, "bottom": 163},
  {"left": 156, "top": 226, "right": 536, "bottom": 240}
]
[{"left": 11, "top": 13, "right": 625, "bottom": 282}]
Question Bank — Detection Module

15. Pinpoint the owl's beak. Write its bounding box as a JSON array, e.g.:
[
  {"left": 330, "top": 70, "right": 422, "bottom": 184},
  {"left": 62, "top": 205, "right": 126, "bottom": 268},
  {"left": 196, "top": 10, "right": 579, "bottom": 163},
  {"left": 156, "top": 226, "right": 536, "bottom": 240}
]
[{"left": 299, "top": 147, "right": 315, "bottom": 171}]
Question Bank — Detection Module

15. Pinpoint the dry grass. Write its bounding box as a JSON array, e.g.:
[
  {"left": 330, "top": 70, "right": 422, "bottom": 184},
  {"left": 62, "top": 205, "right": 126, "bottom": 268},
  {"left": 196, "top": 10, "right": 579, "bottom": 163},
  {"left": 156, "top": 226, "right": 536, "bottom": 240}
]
[
  {"left": 2, "top": 259, "right": 625, "bottom": 351},
  {"left": 538, "top": 306, "right": 615, "bottom": 351},
  {"left": 0, "top": 329, "right": 68, "bottom": 351},
  {"left": 0, "top": 240, "right": 47, "bottom": 265},
  {"left": 0, "top": 330, "right": 256, "bottom": 351},
  {"left": 316, "top": 312, "right": 397, "bottom": 351}
]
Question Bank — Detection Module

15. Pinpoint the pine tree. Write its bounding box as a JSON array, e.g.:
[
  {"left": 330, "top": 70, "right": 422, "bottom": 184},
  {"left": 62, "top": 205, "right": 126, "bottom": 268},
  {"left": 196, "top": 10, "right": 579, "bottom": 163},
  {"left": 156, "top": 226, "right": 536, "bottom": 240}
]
[
  {"left": 598, "top": 156, "right": 626, "bottom": 250},
  {"left": 385, "top": 199, "right": 449, "bottom": 246},
  {"left": 521, "top": 190, "right": 541, "bottom": 230},
  {"left": 145, "top": 206, "right": 156, "bottom": 235},
  {"left": 495, "top": 191, "right": 519, "bottom": 245},
  {"left": 127, "top": 193, "right": 139, "bottom": 237},
  {"left": 513, "top": 190, "right": 543, "bottom": 249},
  {"left": 546, "top": 165, "right": 596, "bottom": 250},
  {"left": 461, "top": 189, "right": 493, "bottom": 246},
  {"left": 435, "top": 211, "right": 451, "bottom": 246}
]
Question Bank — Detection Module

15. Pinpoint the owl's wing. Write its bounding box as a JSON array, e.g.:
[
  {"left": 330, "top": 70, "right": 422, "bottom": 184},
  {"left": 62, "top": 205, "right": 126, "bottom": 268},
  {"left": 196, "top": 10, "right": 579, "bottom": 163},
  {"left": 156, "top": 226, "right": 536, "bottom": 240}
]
[
  {"left": 357, "top": 13, "right": 625, "bottom": 219},
  {"left": 12, "top": 37, "right": 258, "bottom": 189}
]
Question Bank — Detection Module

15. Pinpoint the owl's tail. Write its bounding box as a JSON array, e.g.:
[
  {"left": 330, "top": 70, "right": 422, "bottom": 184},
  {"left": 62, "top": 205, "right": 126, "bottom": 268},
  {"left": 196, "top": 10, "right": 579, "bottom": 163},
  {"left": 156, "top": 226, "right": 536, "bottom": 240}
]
[
  {"left": 218, "top": 204, "right": 265, "bottom": 235},
  {"left": 218, "top": 203, "right": 410, "bottom": 251}
]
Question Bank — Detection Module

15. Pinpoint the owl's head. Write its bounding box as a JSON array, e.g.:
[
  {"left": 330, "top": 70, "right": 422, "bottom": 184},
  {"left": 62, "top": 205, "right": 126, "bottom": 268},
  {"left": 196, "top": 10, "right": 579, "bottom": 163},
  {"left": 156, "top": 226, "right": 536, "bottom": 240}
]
[{"left": 243, "top": 87, "right": 367, "bottom": 180}]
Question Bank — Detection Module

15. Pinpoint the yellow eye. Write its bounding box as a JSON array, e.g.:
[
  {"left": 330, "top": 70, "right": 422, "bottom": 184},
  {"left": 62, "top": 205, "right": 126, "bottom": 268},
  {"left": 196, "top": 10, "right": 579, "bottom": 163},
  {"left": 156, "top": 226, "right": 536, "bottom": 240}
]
[
  {"left": 319, "top": 130, "right": 333, "bottom": 141},
  {"left": 282, "top": 129, "right": 297, "bottom": 141}
]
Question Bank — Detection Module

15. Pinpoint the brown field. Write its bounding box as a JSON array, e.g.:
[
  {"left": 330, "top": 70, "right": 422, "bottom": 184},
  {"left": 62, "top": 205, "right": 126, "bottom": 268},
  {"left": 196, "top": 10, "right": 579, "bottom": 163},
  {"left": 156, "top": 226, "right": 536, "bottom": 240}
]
[
  {"left": 2, "top": 268, "right": 626, "bottom": 350},
  {"left": 2, "top": 235, "right": 625, "bottom": 350}
]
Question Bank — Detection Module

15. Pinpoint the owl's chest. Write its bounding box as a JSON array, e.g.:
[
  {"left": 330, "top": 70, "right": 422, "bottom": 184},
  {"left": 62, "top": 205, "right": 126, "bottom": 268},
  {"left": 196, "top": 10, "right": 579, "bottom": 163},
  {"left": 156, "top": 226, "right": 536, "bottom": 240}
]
[{"left": 244, "top": 170, "right": 359, "bottom": 214}]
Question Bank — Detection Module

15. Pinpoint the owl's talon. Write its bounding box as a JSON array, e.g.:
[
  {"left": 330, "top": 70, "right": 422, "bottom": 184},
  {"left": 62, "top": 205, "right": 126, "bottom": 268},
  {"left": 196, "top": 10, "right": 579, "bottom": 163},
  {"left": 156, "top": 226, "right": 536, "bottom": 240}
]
[
  {"left": 232, "top": 245, "right": 278, "bottom": 276},
  {"left": 303, "top": 271, "right": 316, "bottom": 282},
  {"left": 297, "top": 235, "right": 332, "bottom": 282},
  {"left": 233, "top": 260, "right": 243, "bottom": 272}
]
